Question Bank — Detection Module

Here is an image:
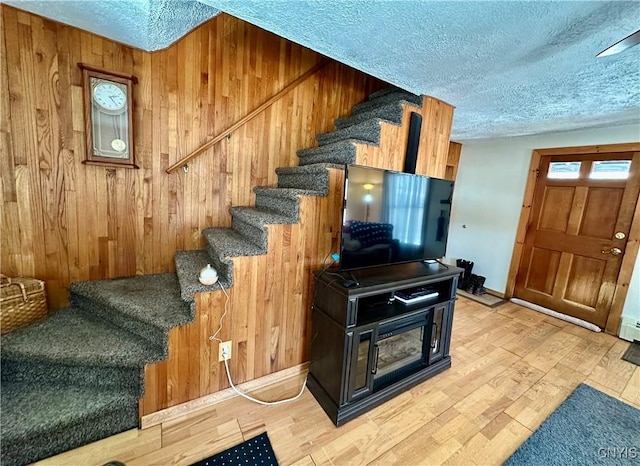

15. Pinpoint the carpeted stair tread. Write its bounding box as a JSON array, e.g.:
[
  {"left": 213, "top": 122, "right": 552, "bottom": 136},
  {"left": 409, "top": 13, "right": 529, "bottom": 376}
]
[
  {"left": 367, "top": 86, "right": 421, "bottom": 101},
  {"left": 69, "top": 273, "right": 192, "bottom": 331},
  {"left": 230, "top": 205, "right": 297, "bottom": 226},
  {"left": 352, "top": 88, "right": 422, "bottom": 115},
  {"left": 254, "top": 187, "right": 325, "bottom": 218},
  {"left": 174, "top": 249, "right": 233, "bottom": 301},
  {"left": 276, "top": 163, "right": 336, "bottom": 175},
  {"left": 254, "top": 186, "right": 325, "bottom": 199},
  {"left": 334, "top": 101, "right": 405, "bottom": 129},
  {"left": 276, "top": 163, "right": 336, "bottom": 192},
  {"left": 203, "top": 227, "right": 265, "bottom": 258},
  {"left": 0, "top": 307, "right": 164, "bottom": 367},
  {"left": 1, "top": 382, "right": 138, "bottom": 465},
  {"left": 1, "top": 382, "right": 138, "bottom": 438},
  {"left": 1, "top": 358, "right": 144, "bottom": 393},
  {"left": 367, "top": 86, "right": 402, "bottom": 100},
  {"left": 202, "top": 227, "right": 266, "bottom": 285},
  {"left": 296, "top": 139, "right": 363, "bottom": 166},
  {"left": 316, "top": 118, "right": 384, "bottom": 146},
  {"left": 229, "top": 206, "right": 300, "bottom": 251}
]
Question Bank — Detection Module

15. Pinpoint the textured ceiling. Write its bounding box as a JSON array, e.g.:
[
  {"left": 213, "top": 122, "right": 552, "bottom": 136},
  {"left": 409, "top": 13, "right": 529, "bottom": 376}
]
[
  {"left": 4, "top": 0, "right": 640, "bottom": 140},
  {"left": 2, "top": 0, "right": 220, "bottom": 51}
]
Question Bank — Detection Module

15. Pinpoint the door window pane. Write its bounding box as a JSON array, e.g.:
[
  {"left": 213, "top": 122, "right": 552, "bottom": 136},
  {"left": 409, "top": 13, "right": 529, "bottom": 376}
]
[
  {"left": 589, "top": 160, "right": 631, "bottom": 180},
  {"left": 548, "top": 162, "right": 581, "bottom": 179}
]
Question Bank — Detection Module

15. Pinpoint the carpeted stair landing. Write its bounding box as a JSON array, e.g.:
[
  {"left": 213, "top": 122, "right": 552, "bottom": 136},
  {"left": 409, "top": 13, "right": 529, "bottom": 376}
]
[
  {"left": 1, "top": 274, "right": 192, "bottom": 466},
  {"left": 0, "top": 86, "right": 423, "bottom": 466}
]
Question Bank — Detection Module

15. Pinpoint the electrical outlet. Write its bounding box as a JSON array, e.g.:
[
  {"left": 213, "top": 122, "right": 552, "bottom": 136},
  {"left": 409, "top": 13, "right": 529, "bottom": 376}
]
[{"left": 218, "top": 341, "right": 232, "bottom": 362}]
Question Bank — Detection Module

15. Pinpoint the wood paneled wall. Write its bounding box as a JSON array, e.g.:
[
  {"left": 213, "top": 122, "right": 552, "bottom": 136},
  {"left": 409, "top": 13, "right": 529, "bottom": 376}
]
[
  {"left": 1, "top": 5, "right": 455, "bottom": 417},
  {"left": 140, "top": 169, "right": 347, "bottom": 416},
  {"left": 354, "top": 96, "right": 454, "bottom": 175},
  {"left": 0, "top": 6, "right": 383, "bottom": 308},
  {"left": 140, "top": 97, "right": 455, "bottom": 416}
]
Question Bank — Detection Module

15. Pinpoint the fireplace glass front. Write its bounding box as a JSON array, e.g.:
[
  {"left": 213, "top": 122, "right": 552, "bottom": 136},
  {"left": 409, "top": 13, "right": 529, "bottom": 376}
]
[
  {"left": 373, "top": 309, "right": 432, "bottom": 391},
  {"left": 350, "top": 307, "right": 436, "bottom": 402}
]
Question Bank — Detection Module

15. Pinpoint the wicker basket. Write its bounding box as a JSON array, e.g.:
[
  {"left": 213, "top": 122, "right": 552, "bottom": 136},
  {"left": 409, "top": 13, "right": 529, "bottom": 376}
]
[{"left": 1, "top": 274, "right": 48, "bottom": 334}]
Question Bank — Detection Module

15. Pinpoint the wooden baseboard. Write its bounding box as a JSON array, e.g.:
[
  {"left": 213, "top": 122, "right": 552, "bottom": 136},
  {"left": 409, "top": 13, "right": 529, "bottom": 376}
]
[{"left": 140, "top": 362, "right": 309, "bottom": 429}]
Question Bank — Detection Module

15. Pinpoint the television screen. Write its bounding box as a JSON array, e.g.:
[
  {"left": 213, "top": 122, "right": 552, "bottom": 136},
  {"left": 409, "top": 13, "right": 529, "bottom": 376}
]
[{"left": 339, "top": 165, "right": 454, "bottom": 271}]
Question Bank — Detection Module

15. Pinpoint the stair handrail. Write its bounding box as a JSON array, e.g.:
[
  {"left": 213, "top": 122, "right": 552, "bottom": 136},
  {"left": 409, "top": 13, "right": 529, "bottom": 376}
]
[{"left": 166, "top": 58, "right": 331, "bottom": 174}]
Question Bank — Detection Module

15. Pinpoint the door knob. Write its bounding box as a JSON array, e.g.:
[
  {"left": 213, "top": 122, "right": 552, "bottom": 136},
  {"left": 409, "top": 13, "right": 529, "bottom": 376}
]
[
  {"left": 614, "top": 232, "right": 626, "bottom": 240},
  {"left": 601, "top": 247, "right": 622, "bottom": 256}
]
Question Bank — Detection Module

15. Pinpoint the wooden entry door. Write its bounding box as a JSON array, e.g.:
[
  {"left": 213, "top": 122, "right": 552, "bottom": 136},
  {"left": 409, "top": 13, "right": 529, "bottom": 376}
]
[{"left": 514, "top": 151, "right": 640, "bottom": 328}]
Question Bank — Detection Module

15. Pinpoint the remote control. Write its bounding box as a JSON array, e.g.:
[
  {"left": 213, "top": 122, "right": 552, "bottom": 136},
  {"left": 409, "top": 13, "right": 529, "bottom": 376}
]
[{"left": 394, "top": 290, "right": 439, "bottom": 304}]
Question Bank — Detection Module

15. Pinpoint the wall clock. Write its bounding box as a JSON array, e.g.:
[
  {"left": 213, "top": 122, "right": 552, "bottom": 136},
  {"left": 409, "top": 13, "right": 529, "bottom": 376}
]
[{"left": 79, "top": 63, "right": 138, "bottom": 168}]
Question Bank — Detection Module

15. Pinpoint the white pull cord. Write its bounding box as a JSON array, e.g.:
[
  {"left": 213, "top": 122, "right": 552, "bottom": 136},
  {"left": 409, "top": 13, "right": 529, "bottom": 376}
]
[
  {"left": 208, "top": 281, "right": 230, "bottom": 344},
  {"left": 222, "top": 357, "right": 307, "bottom": 406},
  {"left": 209, "top": 281, "right": 307, "bottom": 406}
]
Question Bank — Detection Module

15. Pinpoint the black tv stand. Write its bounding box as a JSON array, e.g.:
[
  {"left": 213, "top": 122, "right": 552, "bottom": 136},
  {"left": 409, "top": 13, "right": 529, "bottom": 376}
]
[{"left": 308, "top": 262, "right": 462, "bottom": 426}]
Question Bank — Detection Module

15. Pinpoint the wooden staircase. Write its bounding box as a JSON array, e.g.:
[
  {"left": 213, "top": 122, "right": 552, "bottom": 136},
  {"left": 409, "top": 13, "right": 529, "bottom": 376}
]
[
  {"left": 140, "top": 87, "right": 454, "bottom": 421},
  {"left": 0, "top": 87, "right": 454, "bottom": 465}
]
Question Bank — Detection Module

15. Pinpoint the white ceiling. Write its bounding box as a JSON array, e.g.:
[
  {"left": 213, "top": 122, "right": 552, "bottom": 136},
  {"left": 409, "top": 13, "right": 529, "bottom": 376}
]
[
  {"left": 5, "top": 0, "right": 640, "bottom": 141},
  {"left": 2, "top": 0, "right": 220, "bottom": 51}
]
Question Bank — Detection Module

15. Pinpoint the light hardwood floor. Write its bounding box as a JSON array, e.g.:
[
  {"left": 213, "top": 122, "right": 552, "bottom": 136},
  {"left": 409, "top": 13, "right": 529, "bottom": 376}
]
[{"left": 34, "top": 297, "right": 639, "bottom": 466}]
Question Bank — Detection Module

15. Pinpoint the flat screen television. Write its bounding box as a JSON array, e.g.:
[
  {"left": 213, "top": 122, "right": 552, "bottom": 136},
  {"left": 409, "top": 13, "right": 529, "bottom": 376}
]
[{"left": 339, "top": 165, "right": 454, "bottom": 271}]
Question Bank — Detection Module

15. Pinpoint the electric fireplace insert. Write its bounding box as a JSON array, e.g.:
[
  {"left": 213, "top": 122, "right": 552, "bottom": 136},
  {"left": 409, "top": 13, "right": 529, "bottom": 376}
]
[{"left": 308, "top": 262, "right": 461, "bottom": 426}]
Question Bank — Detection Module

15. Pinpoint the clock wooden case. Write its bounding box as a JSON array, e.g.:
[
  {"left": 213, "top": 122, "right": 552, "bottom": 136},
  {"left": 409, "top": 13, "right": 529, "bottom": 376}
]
[{"left": 79, "top": 63, "right": 138, "bottom": 168}]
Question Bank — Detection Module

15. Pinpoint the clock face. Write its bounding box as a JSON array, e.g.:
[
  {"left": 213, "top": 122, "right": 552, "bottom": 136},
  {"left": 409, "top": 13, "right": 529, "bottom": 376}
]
[{"left": 93, "top": 81, "right": 127, "bottom": 112}]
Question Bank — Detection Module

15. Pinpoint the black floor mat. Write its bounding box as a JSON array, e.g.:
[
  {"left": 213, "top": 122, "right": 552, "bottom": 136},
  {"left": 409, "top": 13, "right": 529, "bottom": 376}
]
[{"left": 621, "top": 341, "right": 640, "bottom": 367}]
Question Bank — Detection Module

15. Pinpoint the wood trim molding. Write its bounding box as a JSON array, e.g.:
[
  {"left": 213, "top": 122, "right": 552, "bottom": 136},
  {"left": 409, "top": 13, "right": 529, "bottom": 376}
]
[
  {"left": 533, "top": 142, "right": 640, "bottom": 156},
  {"left": 81, "top": 160, "right": 139, "bottom": 170},
  {"left": 506, "top": 143, "right": 640, "bottom": 335},
  {"left": 606, "top": 150, "right": 640, "bottom": 334},
  {"left": 166, "top": 59, "right": 330, "bottom": 174},
  {"left": 78, "top": 63, "right": 138, "bottom": 84},
  {"left": 445, "top": 141, "right": 462, "bottom": 181},
  {"left": 140, "top": 363, "right": 309, "bottom": 429},
  {"left": 504, "top": 150, "right": 542, "bottom": 299}
]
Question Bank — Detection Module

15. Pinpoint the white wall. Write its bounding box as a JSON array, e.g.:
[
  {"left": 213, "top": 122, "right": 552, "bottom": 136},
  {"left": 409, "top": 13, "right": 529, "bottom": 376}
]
[{"left": 446, "top": 124, "right": 640, "bottom": 324}]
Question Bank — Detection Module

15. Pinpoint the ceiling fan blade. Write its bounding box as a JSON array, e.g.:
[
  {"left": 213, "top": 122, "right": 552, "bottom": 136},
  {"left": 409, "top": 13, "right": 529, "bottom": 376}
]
[{"left": 597, "top": 29, "right": 640, "bottom": 57}]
